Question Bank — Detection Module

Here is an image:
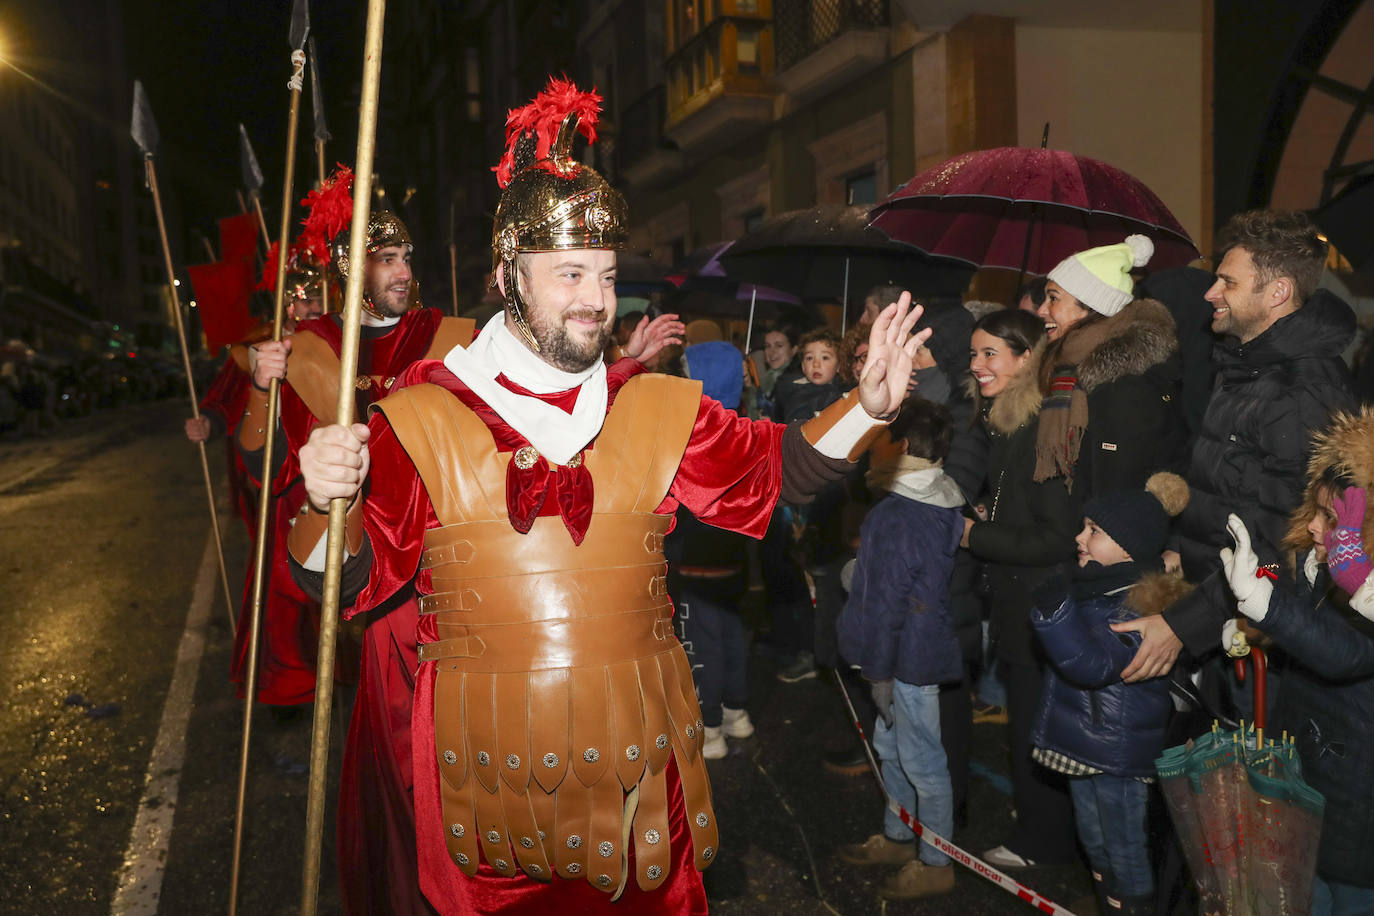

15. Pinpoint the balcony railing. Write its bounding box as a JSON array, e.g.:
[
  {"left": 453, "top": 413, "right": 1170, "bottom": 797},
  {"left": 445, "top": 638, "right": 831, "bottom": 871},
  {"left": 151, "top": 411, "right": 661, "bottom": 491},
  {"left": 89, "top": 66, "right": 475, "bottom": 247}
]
[{"left": 775, "top": 0, "right": 888, "bottom": 73}]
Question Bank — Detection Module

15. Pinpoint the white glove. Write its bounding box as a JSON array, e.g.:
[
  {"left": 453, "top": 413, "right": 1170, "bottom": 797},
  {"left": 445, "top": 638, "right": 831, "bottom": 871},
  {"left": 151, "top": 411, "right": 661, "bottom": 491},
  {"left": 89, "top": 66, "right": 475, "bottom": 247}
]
[
  {"left": 1219, "top": 513, "right": 1272, "bottom": 623},
  {"left": 1221, "top": 618, "right": 1249, "bottom": 658}
]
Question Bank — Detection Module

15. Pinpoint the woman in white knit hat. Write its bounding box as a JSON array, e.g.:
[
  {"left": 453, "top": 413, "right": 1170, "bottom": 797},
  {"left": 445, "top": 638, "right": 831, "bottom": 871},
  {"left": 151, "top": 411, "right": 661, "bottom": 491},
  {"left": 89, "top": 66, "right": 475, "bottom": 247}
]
[{"left": 1030, "top": 236, "right": 1188, "bottom": 501}]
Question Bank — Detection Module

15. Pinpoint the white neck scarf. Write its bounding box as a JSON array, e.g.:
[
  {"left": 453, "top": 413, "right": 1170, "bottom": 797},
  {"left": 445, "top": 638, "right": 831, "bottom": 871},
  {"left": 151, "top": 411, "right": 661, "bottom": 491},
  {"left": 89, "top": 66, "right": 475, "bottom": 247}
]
[
  {"left": 442, "top": 312, "right": 608, "bottom": 465},
  {"left": 361, "top": 310, "right": 400, "bottom": 328}
]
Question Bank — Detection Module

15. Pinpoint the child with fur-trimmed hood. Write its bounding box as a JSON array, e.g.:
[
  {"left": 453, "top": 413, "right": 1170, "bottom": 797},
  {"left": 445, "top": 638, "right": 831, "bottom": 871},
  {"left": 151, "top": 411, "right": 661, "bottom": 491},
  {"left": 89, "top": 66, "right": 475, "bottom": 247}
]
[
  {"left": 1028, "top": 472, "right": 1191, "bottom": 916},
  {"left": 1221, "top": 408, "right": 1374, "bottom": 910}
]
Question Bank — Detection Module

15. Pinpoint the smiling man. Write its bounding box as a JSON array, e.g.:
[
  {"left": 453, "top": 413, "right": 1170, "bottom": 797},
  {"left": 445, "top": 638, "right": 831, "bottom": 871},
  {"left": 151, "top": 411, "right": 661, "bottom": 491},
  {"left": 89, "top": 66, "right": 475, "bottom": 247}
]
[
  {"left": 1113, "top": 210, "right": 1357, "bottom": 703},
  {"left": 286, "top": 79, "right": 931, "bottom": 915}
]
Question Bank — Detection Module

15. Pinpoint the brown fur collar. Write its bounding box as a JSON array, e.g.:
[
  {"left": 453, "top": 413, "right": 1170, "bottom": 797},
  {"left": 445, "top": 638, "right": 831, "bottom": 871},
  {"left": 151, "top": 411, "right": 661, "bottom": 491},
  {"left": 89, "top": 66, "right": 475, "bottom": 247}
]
[
  {"left": 974, "top": 339, "right": 1046, "bottom": 436},
  {"left": 1071, "top": 299, "right": 1178, "bottom": 393},
  {"left": 1123, "top": 571, "right": 1193, "bottom": 617},
  {"left": 1285, "top": 407, "right": 1374, "bottom": 556}
]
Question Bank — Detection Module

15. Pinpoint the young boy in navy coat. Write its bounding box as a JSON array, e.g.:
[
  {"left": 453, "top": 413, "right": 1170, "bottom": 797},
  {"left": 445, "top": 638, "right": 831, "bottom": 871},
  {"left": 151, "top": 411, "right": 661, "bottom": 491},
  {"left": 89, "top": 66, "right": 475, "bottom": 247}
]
[
  {"left": 835, "top": 399, "right": 964, "bottom": 901},
  {"left": 1029, "top": 473, "right": 1190, "bottom": 916}
]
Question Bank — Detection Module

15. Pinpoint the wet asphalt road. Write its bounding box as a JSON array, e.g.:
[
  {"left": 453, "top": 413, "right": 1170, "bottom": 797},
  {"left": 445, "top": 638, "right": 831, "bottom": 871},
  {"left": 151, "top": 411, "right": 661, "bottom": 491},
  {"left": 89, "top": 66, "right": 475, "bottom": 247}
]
[{"left": 0, "top": 399, "right": 1109, "bottom": 915}]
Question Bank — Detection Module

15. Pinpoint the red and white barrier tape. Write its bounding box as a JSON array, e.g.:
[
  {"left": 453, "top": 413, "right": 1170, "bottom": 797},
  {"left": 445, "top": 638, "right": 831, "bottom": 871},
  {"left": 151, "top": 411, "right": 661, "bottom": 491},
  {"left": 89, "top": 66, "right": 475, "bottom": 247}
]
[{"left": 834, "top": 674, "right": 1075, "bottom": 915}]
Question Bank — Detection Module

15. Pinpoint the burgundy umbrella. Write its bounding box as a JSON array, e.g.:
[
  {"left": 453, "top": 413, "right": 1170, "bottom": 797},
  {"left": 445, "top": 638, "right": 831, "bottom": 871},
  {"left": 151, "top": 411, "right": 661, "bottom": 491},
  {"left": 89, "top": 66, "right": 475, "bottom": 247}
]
[{"left": 870, "top": 147, "right": 1200, "bottom": 276}]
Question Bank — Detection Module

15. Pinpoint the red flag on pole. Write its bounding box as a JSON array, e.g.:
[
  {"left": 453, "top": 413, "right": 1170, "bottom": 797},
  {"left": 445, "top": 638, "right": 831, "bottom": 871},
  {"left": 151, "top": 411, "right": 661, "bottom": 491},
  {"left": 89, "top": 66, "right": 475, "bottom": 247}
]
[
  {"left": 189, "top": 257, "right": 257, "bottom": 353},
  {"left": 219, "top": 212, "right": 260, "bottom": 261}
]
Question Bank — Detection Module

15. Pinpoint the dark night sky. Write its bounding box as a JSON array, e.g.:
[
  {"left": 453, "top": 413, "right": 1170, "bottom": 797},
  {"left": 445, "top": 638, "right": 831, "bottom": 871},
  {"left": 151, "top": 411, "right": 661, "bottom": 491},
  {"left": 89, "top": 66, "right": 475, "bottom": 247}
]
[{"left": 122, "top": 0, "right": 369, "bottom": 236}]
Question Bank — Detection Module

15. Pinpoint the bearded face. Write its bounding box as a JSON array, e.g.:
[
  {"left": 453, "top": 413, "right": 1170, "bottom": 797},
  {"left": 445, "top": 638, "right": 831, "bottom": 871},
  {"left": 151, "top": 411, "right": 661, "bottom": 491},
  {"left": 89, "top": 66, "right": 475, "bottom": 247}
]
[
  {"left": 508, "top": 250, "right": 617, "bottom": 373},
  {"left": 363, "top": 245, "right": 414, "bottom": 318}
]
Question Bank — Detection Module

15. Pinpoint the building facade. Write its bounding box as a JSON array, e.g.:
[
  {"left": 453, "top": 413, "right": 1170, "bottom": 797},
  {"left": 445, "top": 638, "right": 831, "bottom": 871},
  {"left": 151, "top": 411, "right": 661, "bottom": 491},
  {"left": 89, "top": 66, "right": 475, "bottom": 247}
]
[{"left": 577, "top": 0, "right": 1205, "bottom": 302}]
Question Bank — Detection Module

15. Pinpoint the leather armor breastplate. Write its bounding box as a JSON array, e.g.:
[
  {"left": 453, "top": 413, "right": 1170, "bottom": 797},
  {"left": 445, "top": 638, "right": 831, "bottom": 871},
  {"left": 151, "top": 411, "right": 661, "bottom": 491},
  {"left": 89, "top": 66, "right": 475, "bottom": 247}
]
[{"left": 375, "top": 372, "right": 715, "bottom": 898}]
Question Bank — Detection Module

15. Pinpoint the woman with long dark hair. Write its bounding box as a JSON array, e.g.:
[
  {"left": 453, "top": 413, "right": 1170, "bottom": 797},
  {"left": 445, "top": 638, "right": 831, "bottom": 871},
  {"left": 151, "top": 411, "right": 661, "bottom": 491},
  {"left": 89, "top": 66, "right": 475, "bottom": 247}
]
[{"left": 960, "top": 308, "right": 1082, "bottom": 868}]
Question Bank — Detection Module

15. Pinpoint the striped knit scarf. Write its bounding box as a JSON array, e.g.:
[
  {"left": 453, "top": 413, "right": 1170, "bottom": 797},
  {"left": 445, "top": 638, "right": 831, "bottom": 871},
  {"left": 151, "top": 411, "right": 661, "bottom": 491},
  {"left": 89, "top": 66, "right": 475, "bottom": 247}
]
[{"left": 1032, "top": 314, "right": 1120, "bottom": 490}]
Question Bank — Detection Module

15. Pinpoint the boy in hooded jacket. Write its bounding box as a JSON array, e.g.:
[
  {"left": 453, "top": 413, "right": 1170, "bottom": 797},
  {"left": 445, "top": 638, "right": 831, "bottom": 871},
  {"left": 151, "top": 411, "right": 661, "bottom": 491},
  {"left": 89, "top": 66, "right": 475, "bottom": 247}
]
[
  {"left": 835, "top": 399, "right": 964, "bottom": 901},
  {"left": 1029, "top": 472, "right": 1192, "bottom": 916}
]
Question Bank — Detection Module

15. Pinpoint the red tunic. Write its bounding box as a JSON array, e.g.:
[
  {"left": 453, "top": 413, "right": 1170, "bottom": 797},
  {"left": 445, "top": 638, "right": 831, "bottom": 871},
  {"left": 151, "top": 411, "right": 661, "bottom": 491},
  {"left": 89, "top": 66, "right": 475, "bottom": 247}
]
[
  {"left": 198, "top": 346, "right": 258, "bottom": 534},
  {"left": 233, "top": 308, "right": 447, "bottom": 706},
  {"left": 341, "top": 357, "right": 784, "bottom": 915}
]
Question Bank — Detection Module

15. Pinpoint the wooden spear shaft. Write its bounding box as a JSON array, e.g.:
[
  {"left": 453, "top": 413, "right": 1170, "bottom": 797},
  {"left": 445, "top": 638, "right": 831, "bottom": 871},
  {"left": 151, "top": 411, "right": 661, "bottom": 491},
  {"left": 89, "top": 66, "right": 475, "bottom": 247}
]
[
  {"left": 143, "top": 156, "right": 236, "bottom": 627},
  {"left": 229, "top": 59, "right": 305, "bottom": 916},
  {"left": 251, "top": 193, "right": 272, "bottom": 251},
  {"left": 317, "top": 138, "right": 330, "bottom": 317},
  {"left": 300, "top": 1, "right": 386, "bottom": 909}
]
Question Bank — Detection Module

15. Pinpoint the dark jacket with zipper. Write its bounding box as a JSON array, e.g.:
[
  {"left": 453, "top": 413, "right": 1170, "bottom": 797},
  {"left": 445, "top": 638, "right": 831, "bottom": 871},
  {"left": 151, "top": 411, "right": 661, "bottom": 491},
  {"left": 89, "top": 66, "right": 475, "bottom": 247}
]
[
  {"left": 964, "top": 345, "right": 1080, "bottom": 666},
  {"left": 1164, "top": 289, "right": 1357, "bottom": 656},
  {"left": 1261, "top": 553, "right": 1374, "bottom": 888},
  {"left": 1030, "top": 569, "right": 1185, "bottom": 778}
]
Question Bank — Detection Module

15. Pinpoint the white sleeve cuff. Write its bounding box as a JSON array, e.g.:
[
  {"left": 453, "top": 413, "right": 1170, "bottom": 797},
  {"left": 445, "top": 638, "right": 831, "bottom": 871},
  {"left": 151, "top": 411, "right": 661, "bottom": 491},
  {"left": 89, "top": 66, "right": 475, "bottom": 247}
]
[
  {"left": 1351, "top": 577, "right": 1374, "bottom": 621},
  {"left": 812, "top": 398, "right": 886, "bottom": 461}
]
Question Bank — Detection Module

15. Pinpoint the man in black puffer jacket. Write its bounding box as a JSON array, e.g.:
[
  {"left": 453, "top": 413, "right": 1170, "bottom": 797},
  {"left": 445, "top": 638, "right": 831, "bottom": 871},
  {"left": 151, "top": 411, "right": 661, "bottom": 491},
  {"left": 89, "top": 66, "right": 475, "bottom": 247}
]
[{"left": 1114, "top": 210, "right": 1357, "bottom": 691}]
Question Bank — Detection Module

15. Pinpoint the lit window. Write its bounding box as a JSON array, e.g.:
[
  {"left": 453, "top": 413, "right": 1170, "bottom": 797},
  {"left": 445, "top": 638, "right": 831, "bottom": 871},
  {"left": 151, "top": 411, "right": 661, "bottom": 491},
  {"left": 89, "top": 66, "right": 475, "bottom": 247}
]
[{"left": 737, "top": 26, "right": 758, "bottom": 68}]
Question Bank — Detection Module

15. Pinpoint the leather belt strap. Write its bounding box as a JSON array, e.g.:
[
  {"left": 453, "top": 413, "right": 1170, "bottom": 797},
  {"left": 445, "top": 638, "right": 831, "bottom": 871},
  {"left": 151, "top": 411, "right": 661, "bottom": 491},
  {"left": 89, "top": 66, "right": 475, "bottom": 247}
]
[
  {"left": 419, "top": 513, "right": 670, "bottom": 578},
  {"left": 421, "top": 566, "right": 668, "bottom": 620},
  {"left": 419, "top": 635, "right": 486, "bottom": 663},
  {"left": 422, "top": 607, "right": 674, "bottom": 671}
]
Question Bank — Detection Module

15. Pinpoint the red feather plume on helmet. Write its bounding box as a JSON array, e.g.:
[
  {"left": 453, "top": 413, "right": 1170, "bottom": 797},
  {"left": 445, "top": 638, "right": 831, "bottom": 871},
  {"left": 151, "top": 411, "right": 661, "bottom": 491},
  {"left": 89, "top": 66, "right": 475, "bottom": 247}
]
[
  {"left": 257, "top": 239, "right": 305, "bottom": 292},
  {"left": 257, "top": 165, "right": 354, "bottom": 292},
  {"left": 297, "top": 165, "right": 356, "bottom": 264},
  {"left": 493, "top": 77, "right": 602, "bottom": 189}
]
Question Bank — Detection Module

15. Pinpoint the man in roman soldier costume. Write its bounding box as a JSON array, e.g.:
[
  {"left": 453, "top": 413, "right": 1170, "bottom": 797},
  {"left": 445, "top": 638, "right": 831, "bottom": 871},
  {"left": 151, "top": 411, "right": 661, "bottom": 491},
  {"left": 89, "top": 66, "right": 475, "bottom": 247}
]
[
  {"left": 186, "top": 261, "right": 326, "bottom": 530},
  {"left": 236, "top": 167, "right": 476, "bottom": 715},
  {"left": 288, "top": 78, "right": 932, "bottom": 914}
]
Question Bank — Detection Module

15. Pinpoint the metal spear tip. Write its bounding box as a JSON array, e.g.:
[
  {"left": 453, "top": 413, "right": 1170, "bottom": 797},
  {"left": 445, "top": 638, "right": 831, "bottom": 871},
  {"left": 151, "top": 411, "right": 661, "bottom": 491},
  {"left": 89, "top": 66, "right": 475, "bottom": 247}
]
[
  {"left": 130, "top": 80, "right": 159, "bottom": 157},
  {"left": 290, "top": 0, "right": 310, "bottom": 51},
  {"left": 308, "top": 36, "right": 330, "bottom": 143},
  {"left": 238, "top": 123, "right": 265, "bottom": 193}
]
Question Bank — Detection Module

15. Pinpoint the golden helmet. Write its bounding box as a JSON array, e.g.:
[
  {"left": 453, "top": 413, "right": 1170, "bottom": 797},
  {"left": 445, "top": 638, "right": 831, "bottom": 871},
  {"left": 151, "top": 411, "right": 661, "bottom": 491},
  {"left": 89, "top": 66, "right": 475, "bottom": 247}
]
[
  {"left": 331, "top": 209, "right": 413, "bottom": 285},
  {"left": 492, "top": 77, "right": 627, "bottom": 349},
  {"left": 300, "top": 167, "right": 420, "bottom": 317}
]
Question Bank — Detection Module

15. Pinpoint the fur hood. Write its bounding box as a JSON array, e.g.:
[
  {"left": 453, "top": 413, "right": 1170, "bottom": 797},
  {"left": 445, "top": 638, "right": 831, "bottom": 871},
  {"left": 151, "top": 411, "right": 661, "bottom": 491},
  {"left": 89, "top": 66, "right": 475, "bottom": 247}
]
[
  {"left": 1285, "top": 407, "right": 1374, "bottom": 556},
  {"left": 1122, "top": 571, "right": 1193, "bottom": 618},
  {"left": 1069, "top": 298, "right": 1178, "bottom": 393},
  {"left": 972, "top": 298, "right": 1176, "bottom": 436}
]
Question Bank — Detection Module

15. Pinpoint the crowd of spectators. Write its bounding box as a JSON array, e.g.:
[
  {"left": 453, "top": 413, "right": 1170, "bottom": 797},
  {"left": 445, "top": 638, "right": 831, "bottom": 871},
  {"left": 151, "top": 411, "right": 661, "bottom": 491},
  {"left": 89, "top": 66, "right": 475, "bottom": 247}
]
[{"left": 648, "top": 209, "right": 1374, "bottom": 915}]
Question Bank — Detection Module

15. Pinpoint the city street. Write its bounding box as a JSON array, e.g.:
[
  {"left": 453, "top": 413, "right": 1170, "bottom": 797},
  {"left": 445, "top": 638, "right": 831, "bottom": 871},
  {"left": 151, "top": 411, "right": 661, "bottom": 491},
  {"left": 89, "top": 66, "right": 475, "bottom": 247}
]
[{"left": 0, "top": 399, "right": 1096, "bottom": 915}]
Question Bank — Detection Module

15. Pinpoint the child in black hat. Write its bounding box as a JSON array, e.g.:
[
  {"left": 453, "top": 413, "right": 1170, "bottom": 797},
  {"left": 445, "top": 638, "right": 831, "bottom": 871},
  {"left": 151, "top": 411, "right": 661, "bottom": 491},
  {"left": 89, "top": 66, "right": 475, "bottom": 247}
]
[{"left": 1027, "top": 472, "right": 1191, "bottom": 916}]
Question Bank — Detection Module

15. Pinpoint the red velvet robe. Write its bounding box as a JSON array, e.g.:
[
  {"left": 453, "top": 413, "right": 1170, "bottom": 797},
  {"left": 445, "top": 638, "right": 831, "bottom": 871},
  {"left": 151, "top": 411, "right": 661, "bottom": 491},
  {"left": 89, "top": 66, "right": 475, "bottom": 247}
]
[
  {"left": 233, "top": 308, "right": 446, "bottom": 705},
  {"left": 341, "top": 356, "right": 785, "bottom": 915},
  {"left": 198, "top": 346, "right": 258, "bottom": 534}
]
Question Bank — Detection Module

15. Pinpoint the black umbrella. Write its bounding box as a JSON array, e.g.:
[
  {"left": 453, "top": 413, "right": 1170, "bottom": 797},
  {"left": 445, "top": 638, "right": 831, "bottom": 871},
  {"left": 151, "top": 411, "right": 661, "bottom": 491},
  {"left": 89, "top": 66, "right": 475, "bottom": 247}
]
[
  {"left": 615, "top": 252, "right": 675, "bottom": 297},
  {"left": 718, "top": 205, "right": 974, "bottom": 329}
]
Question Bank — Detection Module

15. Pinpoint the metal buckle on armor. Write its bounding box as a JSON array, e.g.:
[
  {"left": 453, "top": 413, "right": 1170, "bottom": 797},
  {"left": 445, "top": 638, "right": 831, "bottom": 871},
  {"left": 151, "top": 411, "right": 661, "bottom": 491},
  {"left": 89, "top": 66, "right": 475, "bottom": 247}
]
[
  {"left": 643, "top": 532, "right": 663, "bottom": 554},
  {"left": 652, "top": 618, "right": 673, "bottom": 641},
  {"left": 418, "top": 635, "right": 487, "bottom": 662},
  {"left": 419, "top": 588, "right": 482, "bottom": 614},
  {"left": 648, "top": 575, "right": 667, "bottom": 599},
  {"left": 419, "top": 540, "right": 476, "bottom": 570}
]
